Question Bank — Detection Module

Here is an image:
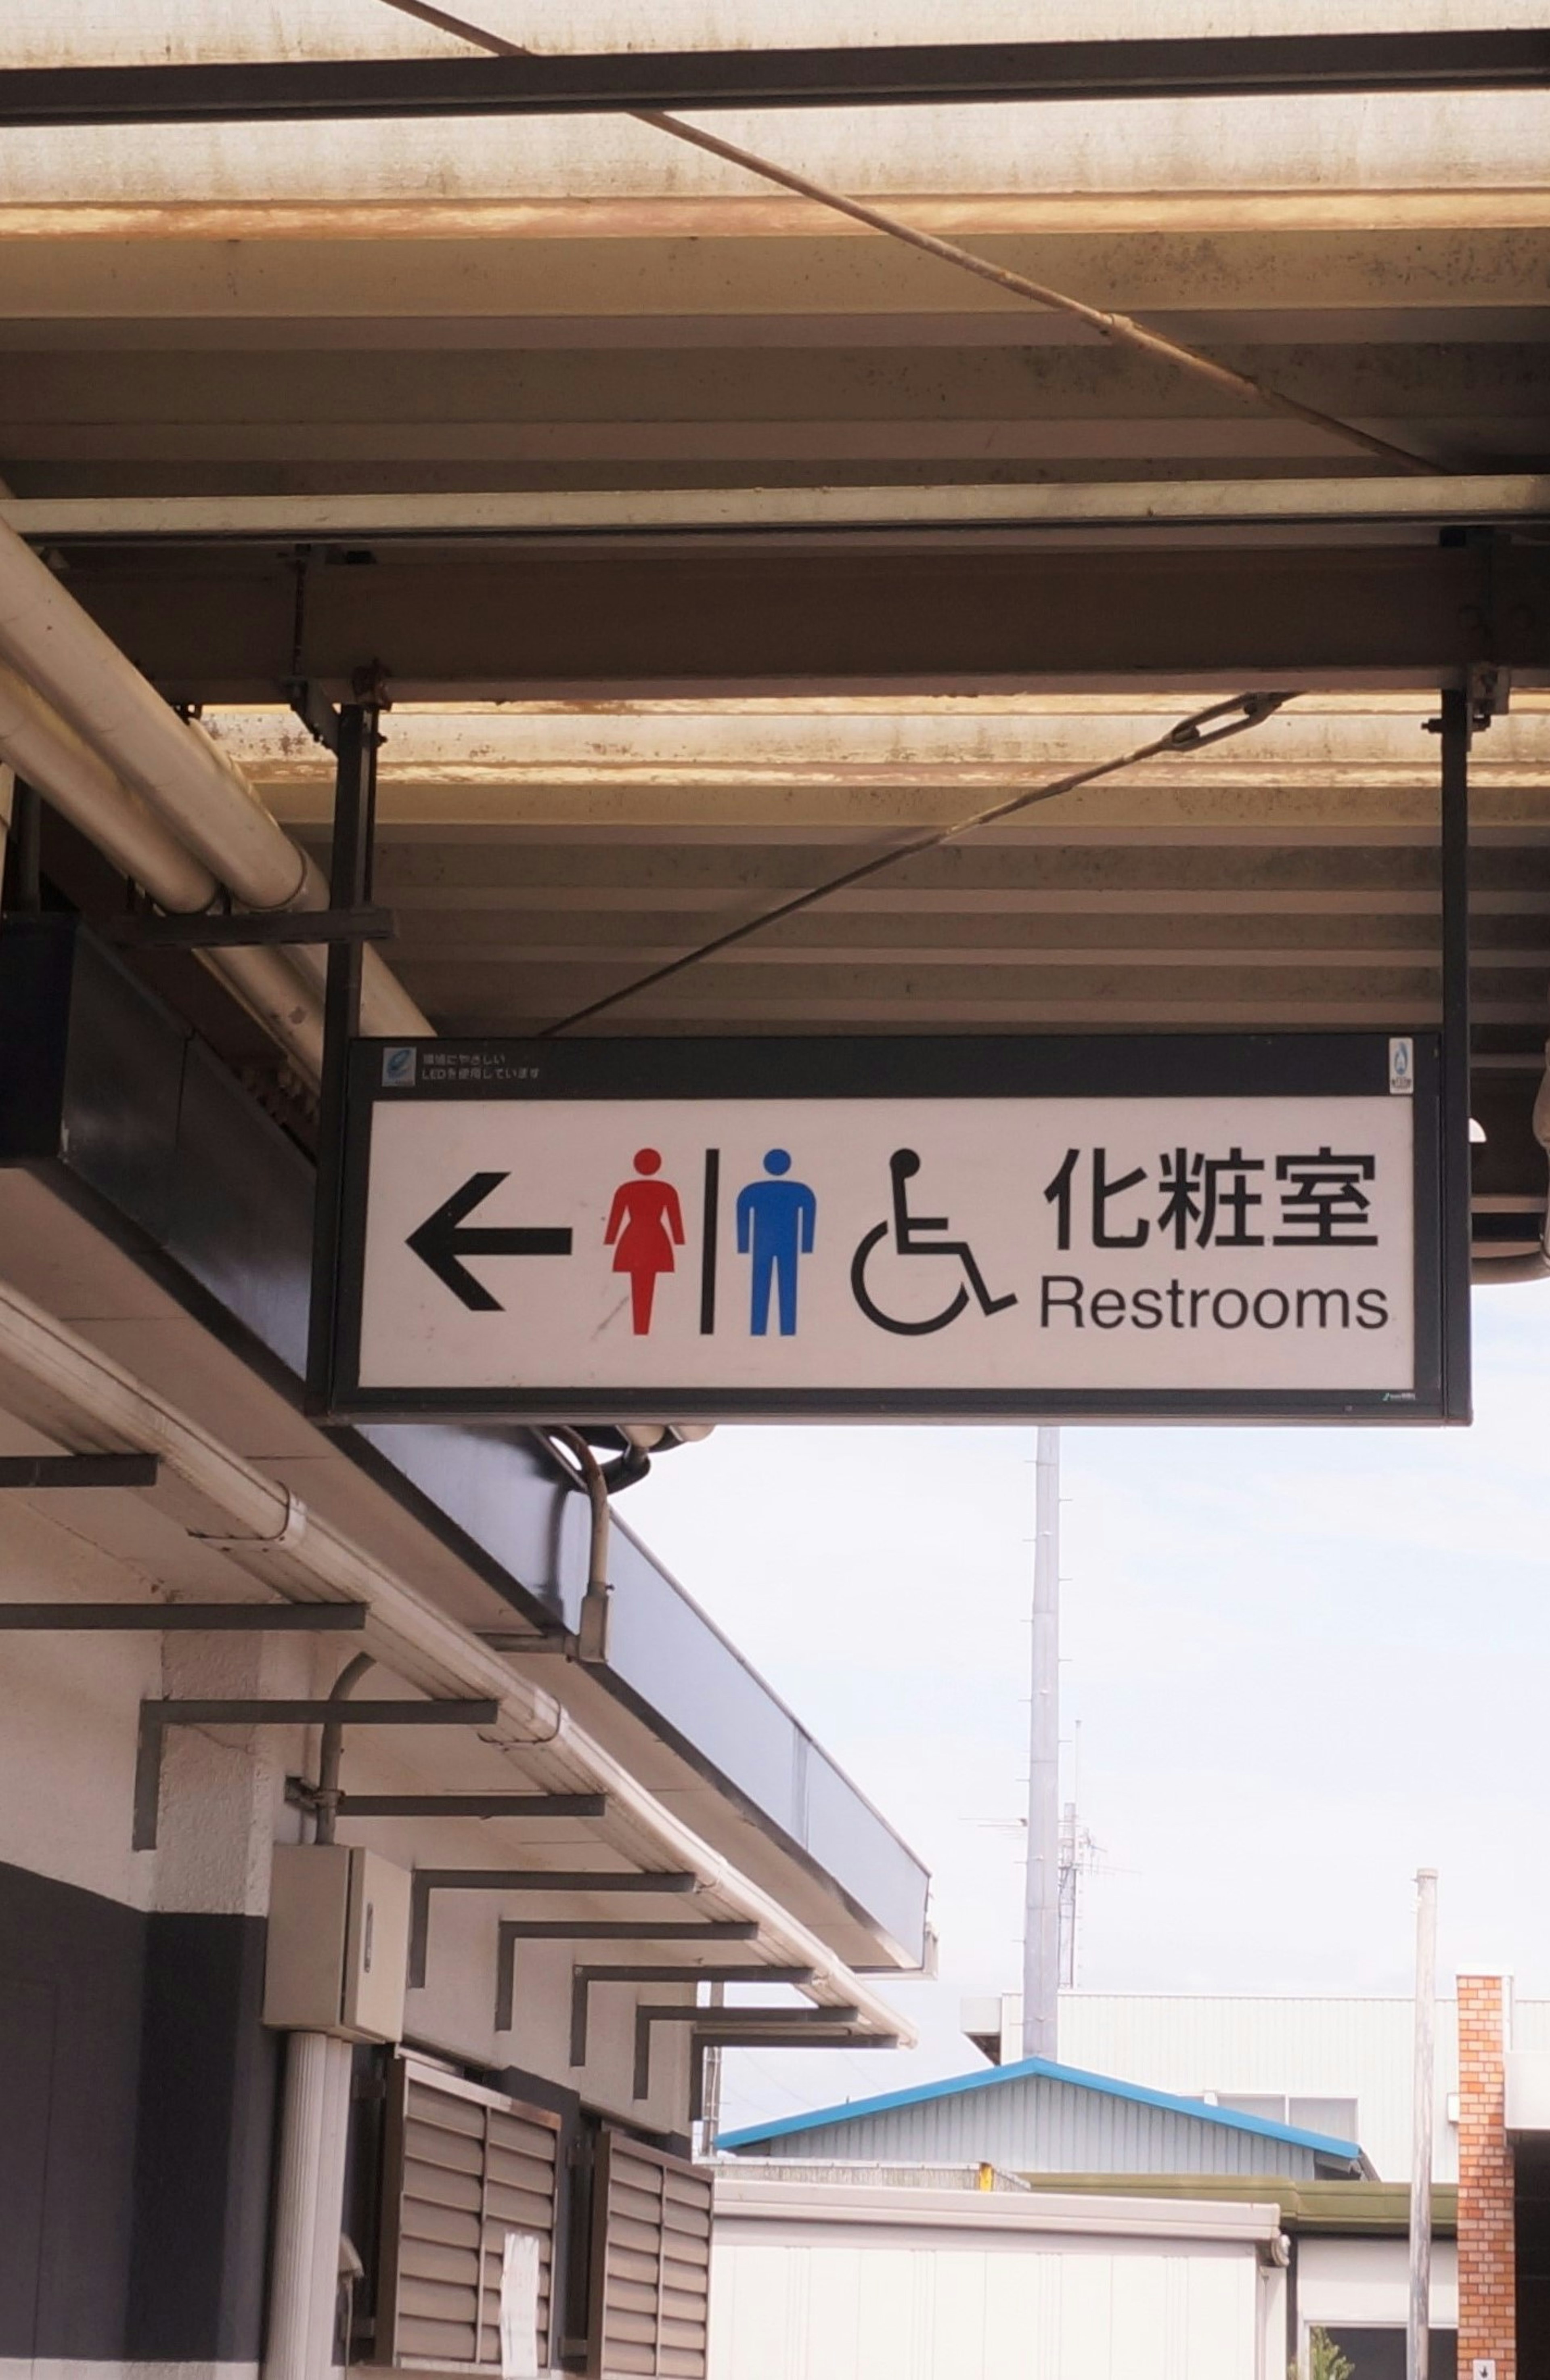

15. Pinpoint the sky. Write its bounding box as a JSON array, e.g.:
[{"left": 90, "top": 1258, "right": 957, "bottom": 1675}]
[{"left": 626, "top": 1276, "right": 1550, "bottom": 2135}]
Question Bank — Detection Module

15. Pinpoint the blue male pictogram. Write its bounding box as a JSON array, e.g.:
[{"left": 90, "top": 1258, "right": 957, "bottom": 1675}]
[{"left": 735, "top": 1149, "right": 817, "bottom": 1337}]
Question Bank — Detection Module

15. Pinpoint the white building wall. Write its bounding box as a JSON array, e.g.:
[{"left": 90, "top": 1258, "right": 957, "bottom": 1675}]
[
  {"left": 0, "top": 1489, "right": 314, "bottom": 1918},
  {"left": 1041, "top": 1992, "right": 1550, "bottom": 2183},
  {"left": 1296, "top": 2235, "right": 1459, "bottom": 2333},
  {"left": 710, "top": 2201, "right": 1275, "bottom": 2380}
]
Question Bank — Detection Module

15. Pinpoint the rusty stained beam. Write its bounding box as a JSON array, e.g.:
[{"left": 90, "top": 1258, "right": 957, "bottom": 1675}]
[{"left": 59, "top": 542, "right": 1550, "bottom": 700}]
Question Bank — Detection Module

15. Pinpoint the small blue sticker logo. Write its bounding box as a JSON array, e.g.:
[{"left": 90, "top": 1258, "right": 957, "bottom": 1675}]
[{"left": 382, "top": 1045, "right": 417, "bottom": 1088}]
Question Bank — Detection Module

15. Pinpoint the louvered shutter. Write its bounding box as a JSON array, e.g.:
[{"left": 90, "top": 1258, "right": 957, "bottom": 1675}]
[
  {"left": 376, "top": 2057, "right": 562, "bottom": 2370},
  {"left": 584, "top": 2133, "right": 712, "bottom": 2378}
]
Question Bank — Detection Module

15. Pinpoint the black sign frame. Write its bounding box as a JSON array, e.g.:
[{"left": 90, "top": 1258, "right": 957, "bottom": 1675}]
[{"left": 322, "top": 1031, "right": 1453, "bottom": 1426}]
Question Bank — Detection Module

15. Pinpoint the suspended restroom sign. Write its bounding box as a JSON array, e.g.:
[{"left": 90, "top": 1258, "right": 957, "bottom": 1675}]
[{"left": 327, "top": 1034, "right": 1451, "bottom": 1423}]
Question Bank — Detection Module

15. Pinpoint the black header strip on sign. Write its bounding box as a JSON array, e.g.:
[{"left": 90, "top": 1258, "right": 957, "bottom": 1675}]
[{"left": 352, "top": 1031, "right": 1405, "bottom": 1106}]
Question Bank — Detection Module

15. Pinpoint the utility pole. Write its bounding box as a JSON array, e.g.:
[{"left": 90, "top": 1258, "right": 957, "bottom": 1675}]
[
  {"left": 1408, "top": 1868, "right": 1438, "bottom": 2380},
  {"left": 1022, "top": 1427, "right": 1060, "bottom": 2061}
]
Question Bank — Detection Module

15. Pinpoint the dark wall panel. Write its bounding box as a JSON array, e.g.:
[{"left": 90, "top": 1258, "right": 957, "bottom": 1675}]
[
  {"left": 0, "top": 1859, "right": 145, "bottom": 2359},
  {"left": 130, "top": 1912, "right": 280, "bottom": 2362},
  {"left": 0, "top": 1970, "right": 58, "bottom": 2351},
  {"left": 0, "top": 1863, "right": 281, "bottom": 2364}
]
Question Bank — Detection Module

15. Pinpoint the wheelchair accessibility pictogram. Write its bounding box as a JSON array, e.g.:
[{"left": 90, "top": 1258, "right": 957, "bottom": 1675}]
[{"left": 850, "top": 1148, "right": 1018, "bottom": 1336}]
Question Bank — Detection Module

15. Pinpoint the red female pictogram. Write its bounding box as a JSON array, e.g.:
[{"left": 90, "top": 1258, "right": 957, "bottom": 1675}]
[{"left": 604, "top": 1148, "right": 685, "bottom": 1335}]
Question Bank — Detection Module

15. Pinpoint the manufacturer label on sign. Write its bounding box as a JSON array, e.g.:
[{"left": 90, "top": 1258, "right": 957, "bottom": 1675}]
[{"left": 328, "top": 1035, "right": 1449, "bottom": 1423}]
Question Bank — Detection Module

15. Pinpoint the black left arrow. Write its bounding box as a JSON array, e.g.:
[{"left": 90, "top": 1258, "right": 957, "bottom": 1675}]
[{"left": 406, "top": 1171, "right": 573, "bottom": 1311}]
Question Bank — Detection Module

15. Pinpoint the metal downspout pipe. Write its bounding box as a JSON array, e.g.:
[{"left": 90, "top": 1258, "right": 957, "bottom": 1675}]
[
  {"left": 542, "top": 1426, "right": 614, "bottom": 1662},
  {"left": 0, "top": 513, "right": 427, "bottom": 1040},
  {"left": 265, "top": 2030, "right": 354, "bottom": 2380},
  {"left": 313, "top": 1651, "right": 375, "bottom": 1847},
  {"left": 266, "top": 1655, "right": 379, "bottom": 2380}
]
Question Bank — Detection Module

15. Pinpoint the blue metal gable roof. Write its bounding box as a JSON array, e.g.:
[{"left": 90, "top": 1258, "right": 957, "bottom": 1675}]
[{"left": 716, "top": 2053, "right": 1365, "bottom": 2162}]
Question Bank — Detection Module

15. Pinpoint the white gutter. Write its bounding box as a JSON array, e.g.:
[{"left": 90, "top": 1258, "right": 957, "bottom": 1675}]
[
  {"left": 2, "top": 475, "right": 1544, "bottom": 541},
  {"left": 0, "top": 1276, "right": 911, "bottom": 2040},
  {"left": 0, "top": 514, "right": 426, "bottom": 1039},
  {"left": 0, "top": 657, "right": 324, "bottom": 1075}
]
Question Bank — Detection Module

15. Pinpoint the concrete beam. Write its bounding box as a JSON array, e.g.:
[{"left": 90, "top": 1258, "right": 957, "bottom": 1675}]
[
  {"left": 58, "top": 541, "right": 1550, "bottom": 699},
  {"left": 0, "top": 225, "right": 1542, "bottom": 323},
  {"left": 0, "top": 193, "right": 1546, "bottom": 248}
]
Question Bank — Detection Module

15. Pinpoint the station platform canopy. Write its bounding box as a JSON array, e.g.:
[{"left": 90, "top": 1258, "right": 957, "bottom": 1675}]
[{"left": 0, "top": 0, "right": 1546, "bottom": 1260}]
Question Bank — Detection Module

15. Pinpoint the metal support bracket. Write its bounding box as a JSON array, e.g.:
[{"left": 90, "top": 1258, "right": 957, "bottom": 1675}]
[
  {"left": 286, "top": 677, "right": 341, "bottom": 754},
  {"left": 0, "top": 1453, "right": 159, "bottom": 1490},
  {"left": 132, "top": 1694, "right": 497, "bottom": 1850},
  {"left": 1467, "top": 660, "right": 1510, "bottom": 729},
  {"left": 634, "top": 2002, "right": 860, "bottom": 2101},
  {"left": 475, "top": 1632, "right": 574, "bottom": 1654},
  {"left": 496, "top": 1917, "right": 757, "bottom": 2030},
  {"left": 408, "top": 1866, "right": 698, "bottom": 1990},
  {"left": 689, "top": 2027, "right": 899, "bottom": 2124},
  {"left": 105, "top": 905, "right": 394, "bottom": 950},
  {"left": 569, "top": 1962, "right": 814, "bottom": 2067},
  {"left": 306, "top": 698, "right": 381, "bottom": 1412},
  {"left": 1438, "top": 685, "right": 1472, "bottom": 1416},
  {"left": 0, "top": 1601, "right": 365, "bottom": 1632},
  {"left": 307, "top": 1789, "right": 607, "bottom": 1822}
]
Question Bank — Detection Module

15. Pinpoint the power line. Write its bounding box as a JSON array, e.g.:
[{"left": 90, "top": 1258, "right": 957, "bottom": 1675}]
[{"left": 539, "top": 692, "right": 1292, "bottom": 1032}]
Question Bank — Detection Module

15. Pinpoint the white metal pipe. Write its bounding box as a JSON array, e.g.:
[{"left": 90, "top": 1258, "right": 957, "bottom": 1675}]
[
  {"left": 265, "top": 2029, "right": 355, "bottom": 2380},
  {"left": 0, "top": 658, "right": 325, "bottom": 1077},
  {"left": 1408, "top": 1867, "right": 1439, "bottom": 2380},
  {"left": 4, "top": 477, "right": 1546, "bottom": 541},
  {"left": 1022, "top": 1425, "right": 1060, "bottom": 2062},
  {"left": 0, "top": 657, "right": 214, "bottom": 913},
  {"left": 0, "top": 514, "right": 426, "bottom": 1037},
  {"left": 0, "top": 1277, "right": 912, "bottom": 2041}
]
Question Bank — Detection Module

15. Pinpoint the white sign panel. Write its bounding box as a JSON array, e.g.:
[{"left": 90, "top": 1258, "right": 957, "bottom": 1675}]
[{"left": 333, "top": 1037, "right": 1445, "bottom": 1423}]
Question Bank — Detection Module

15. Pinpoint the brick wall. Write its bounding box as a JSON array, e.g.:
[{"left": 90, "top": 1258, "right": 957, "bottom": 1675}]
[{"left": 1458, "top": 1971, "right": 1515, "bottom": 2377}]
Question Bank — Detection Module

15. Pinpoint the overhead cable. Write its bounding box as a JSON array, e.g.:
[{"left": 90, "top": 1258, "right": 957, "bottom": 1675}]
[
  {"left": 376, "top": 0, "right": 1441, "bottom": 478},
  {"left": 539, "top": 690, "right": 1293, "bottom": 1035}
]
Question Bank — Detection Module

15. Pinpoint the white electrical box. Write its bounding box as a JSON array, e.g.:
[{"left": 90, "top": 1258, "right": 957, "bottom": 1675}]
[{"left": 264, "top": 1844, "right": 411, "bottom": 2043}]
